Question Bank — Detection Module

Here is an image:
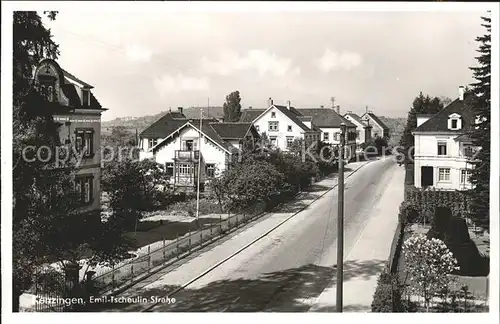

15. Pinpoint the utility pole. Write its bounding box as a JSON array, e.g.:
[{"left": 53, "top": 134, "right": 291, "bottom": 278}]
[
  {"left": 336, "top": 122, "right": 346, "bottom": 313},
  {"left": 195, "top": 109, "right": 203, "bottom": 221}
]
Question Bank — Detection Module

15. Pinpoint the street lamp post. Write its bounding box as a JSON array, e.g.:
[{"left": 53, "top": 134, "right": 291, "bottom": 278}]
[{"left": 336, "top": 122, "right": 346, "bottom": 313}]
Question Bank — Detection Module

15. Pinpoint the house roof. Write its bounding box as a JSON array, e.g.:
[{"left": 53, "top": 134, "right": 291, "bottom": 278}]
[
  {"left": 240, "top": 109, "right": 265, "bottom": 122},
  {"left": 209, "top": 122, "right": 254, "bottom": 139},
  {"left": 297, "top": 108, "right": 357, "bottom": 128},
  {"left": 152, "top": 120, "right": 238, "bottom": 154},
  {"left": 60, "top": 83, "right": 103, "bottom": 110},
  {"left": 298, "top": 116, "right": 313, "bottom": 122},
  {"left": 454, "top": 134, "right": 473, "bottom": 142},
  {"left": 414, "top": 96, "right": 475, "bottom": 133},
  {"left": 62, "top": 68, "right": 94, "bottom": 89},
  {"left": 344, "top": 113, "right": 365, "bottom": 126},
  {"left": 272, "top": 105, "right": 313, "bottom": 132},
  {"left": 363, "top": 112, "right": 389, "bottom": 130},
  {"left": 139, "top": 111, "right": 188, "bottom": 137}
]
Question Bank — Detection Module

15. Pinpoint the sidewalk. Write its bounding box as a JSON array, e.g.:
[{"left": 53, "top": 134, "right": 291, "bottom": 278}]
[{"left": 309, "top": 164, "right": 404, "bottom": 312}]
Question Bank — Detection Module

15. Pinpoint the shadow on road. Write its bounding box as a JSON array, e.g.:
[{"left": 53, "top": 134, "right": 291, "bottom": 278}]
[{"left": 90, "top": 259, "right": 387, "bottom": 312}]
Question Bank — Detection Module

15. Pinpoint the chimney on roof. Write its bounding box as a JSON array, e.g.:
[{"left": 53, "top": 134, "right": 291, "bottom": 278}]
[
  {"left": 249, "top": 106, "right": 252, "bottom": 109},
  {"left": 178, "top": 107, "right": 183, "bottom": 114},
  {"left": 286, "top": 100, "right": 291, "bottom": 110},
  {"left": 459, "top": 86, "right": 465, "bottom": 101},
  {"left": 320, "top": 105, "right": 324, "bottom": 109},
  {"left": 336, "top": 105, "right": 340, "bottom": 115},
  {"left": 268, "top": 97, "right": 273, "bottom": 107}
]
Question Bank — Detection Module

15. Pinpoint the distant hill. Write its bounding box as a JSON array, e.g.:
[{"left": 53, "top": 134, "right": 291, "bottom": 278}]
[
  {"left": 101, "top": 106, "right": 224, "bottom": 135},
  {"left": 378, "top": 116, "right": 407, "bottom": 147}
]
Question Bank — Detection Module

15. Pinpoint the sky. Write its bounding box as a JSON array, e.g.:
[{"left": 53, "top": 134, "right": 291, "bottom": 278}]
[{"left": 43, "top": 8, "right": 487, "bottom": 121}]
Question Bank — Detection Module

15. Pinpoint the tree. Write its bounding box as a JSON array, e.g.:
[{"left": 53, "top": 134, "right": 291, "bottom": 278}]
[
  {"left": 101, "top": 126, "right": 139, "bottom": 163},
  {"left": 468, "top": 15, "right": 491, "bottom": 231},
  {"left": 13, "top": 11, "right": 66, "bottom": 311},
  {"left": 101, "top": 159, "right": 171, "bottom": 231},
  {"left": 403, "top": 235, "right": 459, "bottom": 312},
  {"left": 12, "top": 12, "right": 131, "bottom": 311},
  {"left": 223, "top": 90, "right": 242, "bottom": 122},
  {"left": 399, "top": 93, "right": 444, "bottom": 165},
  {"left": 219, "top": 159, "right": 286, "bottom": 211}
]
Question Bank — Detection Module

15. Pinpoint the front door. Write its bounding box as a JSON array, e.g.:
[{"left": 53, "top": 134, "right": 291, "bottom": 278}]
[{"left": 421, "top": 166, "right": 433, "bottom": 187}]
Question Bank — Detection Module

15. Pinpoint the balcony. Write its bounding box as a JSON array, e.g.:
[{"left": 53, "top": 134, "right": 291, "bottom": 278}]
[{"left": 175, "top": 150, "right": 200, "bottom": 161}]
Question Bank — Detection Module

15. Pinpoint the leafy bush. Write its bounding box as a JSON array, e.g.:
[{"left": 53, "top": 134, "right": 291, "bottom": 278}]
[
  {"left": 162, "top": 198, "right": 222, "bottom": 218},
  {"left": 371, "top": 269, "right": 404, "bottom": 312},
  {"left": 403, "top": 234, "right": 459, "bottom": 311}
]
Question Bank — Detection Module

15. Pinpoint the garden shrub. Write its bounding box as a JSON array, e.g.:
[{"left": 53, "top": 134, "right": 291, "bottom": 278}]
[
  {"left": 444, "top": 216, "right": 485, "bottom": 275},
  {"left": 426, "top": 207, "right": 452, "bottom": 241},
  {"left": 371, "top": 269, "right": 404, "bottom": 312}
]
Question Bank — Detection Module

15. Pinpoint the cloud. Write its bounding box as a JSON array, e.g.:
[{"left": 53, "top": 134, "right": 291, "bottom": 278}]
[
  {"left": 316, "top": 49, "right": 363, "bottom": 73},
  {"left": 153, "top": 73, "right": 209, "bottom": 96},
  {"left": 201, "top": 49, "right": 297, "bottom": 77},
  {"left": 125, "top": 44, "right": 153, "bottom": 62}
]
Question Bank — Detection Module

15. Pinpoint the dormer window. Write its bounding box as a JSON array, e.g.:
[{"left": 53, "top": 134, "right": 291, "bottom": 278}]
[
  {"left": 271, "top": 111, "right": 276, "bottom": 118},
  {"left": 82, "top": 89, "right": 90, "bottom": 107},
  {"left": 47, "top": 86, "right": 54, "bottom": 102},
  {"left": 448, "top": 113, "right": 462, "bottom": 130}
]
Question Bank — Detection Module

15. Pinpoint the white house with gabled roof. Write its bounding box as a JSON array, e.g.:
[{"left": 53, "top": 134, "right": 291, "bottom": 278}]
[
  {"left": 240, "top": 98, "right": 358, "bottom": 155},
  {"left": 245, "top": 98, "right": 321, "bottom": 151},
  {"left": 140, "top": 116, "right": 259, "bottom": 191},
  {"left": 412, "top": 86, "right": 480, "bottom": 191}
]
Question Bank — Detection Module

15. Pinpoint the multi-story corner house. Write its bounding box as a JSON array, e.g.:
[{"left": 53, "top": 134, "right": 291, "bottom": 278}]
[
  {"left": 412, "top": 86, "right": 479, "bottom": 191},
  {"left": 344, "top": 111, "right": 372, "bottom": 150},
  {"left": 361, "top": 111, "right": 390, "bottom": 139},
  {"left": 239, "top": 98, "right": 322, "bottom": 151},
  {"left": 33, "top": 59, "right": 107, "bottom": 214},
  {"left": 239, "top": 98, "right": 358, "bottom": 156},
  {"left": 138, "top": 111, "right": 259, "bottom": 191}
]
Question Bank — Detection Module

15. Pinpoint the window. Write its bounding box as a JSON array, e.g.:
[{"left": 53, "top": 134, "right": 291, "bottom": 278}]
[
  {"left": 438, "top": 168, "right": 450, "bottom": 181},
  {"left": 268, "top": 121, "right": 279, "bottom": 132},
  {"left": 47, "top": 86, "right": 54, "bottom": 102},
  {"left": 461, "top": 169, "right": 471, "bottom": 184},
  {"left": 287, "top": 125, "right": 292, "bottom": 132},
  {"left": 148, "top": 138, "right": 159, "bottom": 149},
  {"left": 323, "top": 132, "right": 329, "bottom": 141},
  {"left": 333, "top": 132, "right": 339, "bottom": 141},
  {"left": 75, "top": 129, "right": 94, "bottom": 157},
  {"left": 271, "top": 111, "right": 276, "bottom": 118},
  {"left": 178, "top": 163, "right": 192, "bottom": 175},
  {"left": 437, "top": 142, "right": 447, "bottom": 156},
  {"left": 255, "top": 125, "right": 260, "bottom": 132},
  {"left": 206, "top": 164, "right": 215, "bottom": 177},
  {"left": 462, "top": 144, "right": 477, "bottom": 158},
  {"left": 448, "top": 114, "right": 462, "bottom": 130},
  {"left": 182, "top": 139, "right": 197, "bottom": 151},
  {"left": 75, "top": 175, "right": 94, "bottom": 205},
  {"left": 270, "top": 136, "right": 277, "bottom": 146},
  {"left": 286, "top": 137, "right": 294, "bottom": 147},
  {"left": 82, "top": 89, "right": 89, "bottom": 107},
  {"left": 166, "top": 163, "right": 174, "bottom": 176}
]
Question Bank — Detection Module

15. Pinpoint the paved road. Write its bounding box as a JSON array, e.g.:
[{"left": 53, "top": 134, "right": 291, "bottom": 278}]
[{"left": 101, "top": 157, "right": 399, "bottom": 312}]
